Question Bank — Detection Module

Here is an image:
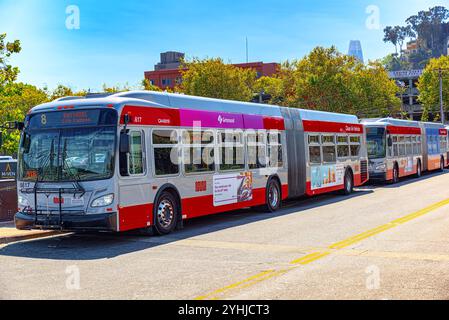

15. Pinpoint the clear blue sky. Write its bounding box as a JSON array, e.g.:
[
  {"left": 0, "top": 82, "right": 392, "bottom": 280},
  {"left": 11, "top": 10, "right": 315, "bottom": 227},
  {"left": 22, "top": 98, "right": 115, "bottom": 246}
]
[{"left": 1, "top": 0, "right": 447, "bottom": 91}]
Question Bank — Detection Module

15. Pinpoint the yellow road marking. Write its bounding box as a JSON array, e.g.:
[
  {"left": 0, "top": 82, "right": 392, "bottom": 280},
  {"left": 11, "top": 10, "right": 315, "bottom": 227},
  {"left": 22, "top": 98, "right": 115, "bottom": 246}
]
[
  {"left": 290, "top": 251, "right": 331, "bottom": 265},
  {"left": 195, "top": 270, "right": 281, "bottom": 301},
  {"left": 195, "top": 196, "right": 449, "bottom": 300}
]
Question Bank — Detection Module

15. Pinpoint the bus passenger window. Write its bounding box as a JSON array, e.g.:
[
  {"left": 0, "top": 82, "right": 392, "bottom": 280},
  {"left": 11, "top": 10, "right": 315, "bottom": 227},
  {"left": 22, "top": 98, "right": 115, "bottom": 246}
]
[
  {"left": 247, "top": 132, "right": 267, "bottom": 169},
  {"left": 183, "top": 130, "right": 215, "bottom": 174},
  {"left": 349, "top": 136, "right": 361, "bottom": 157},
  {"left": 337, "top": 136, "right": 349, "bottom": 158},
  {"left": 323, "top": 146, "right": 336, "bottom": 163},
  {"left": 219, "top": 131, "right": 245, "bottom": 171},
  {"left": 153, "top": 130, "right": 179, "bottom": 176},
  {"left": 268, "top": 132, "right": 283, "bottom": 168},
  {"left": 128, "top": 131, "right": 145, "bottom": 175},
  {"left": 309, "top": 146, "right": 321, "bottom": 164}
]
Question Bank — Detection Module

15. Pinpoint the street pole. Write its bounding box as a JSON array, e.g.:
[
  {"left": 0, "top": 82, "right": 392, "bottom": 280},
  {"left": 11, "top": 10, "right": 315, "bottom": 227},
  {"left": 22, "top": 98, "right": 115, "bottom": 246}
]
[{"left": 439, "top": 68, "right": 445, "bottom": 124}]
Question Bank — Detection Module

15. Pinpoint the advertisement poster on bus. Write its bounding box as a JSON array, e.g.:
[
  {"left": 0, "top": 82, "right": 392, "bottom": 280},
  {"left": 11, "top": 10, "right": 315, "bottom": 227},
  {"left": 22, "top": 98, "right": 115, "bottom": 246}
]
[
  {"left": 0, "top": 162, "right": 17, "bottom": 181},
  {"left": 311, "top": 164, "right": 344, "bottom": 190},
  {"left": 213, "top": 172, "right": 253, "bottom": 206}
]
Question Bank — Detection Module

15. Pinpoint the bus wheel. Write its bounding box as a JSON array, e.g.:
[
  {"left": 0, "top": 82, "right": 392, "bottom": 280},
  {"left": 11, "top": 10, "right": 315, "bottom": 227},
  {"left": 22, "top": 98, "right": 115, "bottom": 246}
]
[
  {"left": 341, "top": 170, "right": 353, "bottom": 195},
  {"left": 416, "top": 161, "right": 422, "bottom": 178},
  {"left": 153, "top": 191, "right": 178, "bottom": 236},
  {"left": 264, "top": 179, "right": 281, "bottom": 212}
]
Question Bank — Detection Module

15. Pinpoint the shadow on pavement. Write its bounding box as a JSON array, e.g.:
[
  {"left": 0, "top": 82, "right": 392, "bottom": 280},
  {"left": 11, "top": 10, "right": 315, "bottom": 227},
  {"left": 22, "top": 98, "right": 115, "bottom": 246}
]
[
  {"left": 0, "top": 188, "right": 373, "bottom": 261},
  {"left": 1, "top": 170, "right": 446, "bottom": 261}
]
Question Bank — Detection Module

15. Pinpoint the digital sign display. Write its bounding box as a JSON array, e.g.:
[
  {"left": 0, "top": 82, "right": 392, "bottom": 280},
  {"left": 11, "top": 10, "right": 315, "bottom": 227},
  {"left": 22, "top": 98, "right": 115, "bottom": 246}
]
[{"left": 27, "top": 109, "right": 117, "bottom": 129}]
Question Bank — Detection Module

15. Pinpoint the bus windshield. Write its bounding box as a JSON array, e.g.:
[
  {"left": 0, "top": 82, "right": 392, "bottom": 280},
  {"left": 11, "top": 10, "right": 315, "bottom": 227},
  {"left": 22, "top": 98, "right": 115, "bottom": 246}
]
[
  {"left": 366, "top": 127, "right": 386, "bottom": 159},
  {"left": 19, "top": 110, "right": 117, "bottom": 182}
]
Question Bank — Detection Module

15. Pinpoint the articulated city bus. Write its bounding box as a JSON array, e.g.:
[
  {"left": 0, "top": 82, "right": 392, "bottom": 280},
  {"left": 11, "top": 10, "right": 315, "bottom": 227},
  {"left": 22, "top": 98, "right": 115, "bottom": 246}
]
[
  {"left": 363, "top": 118, "right": 448, "bottom": 183},
  {"left": 11, "top": 91, "right": 368, "bottom": 235}
]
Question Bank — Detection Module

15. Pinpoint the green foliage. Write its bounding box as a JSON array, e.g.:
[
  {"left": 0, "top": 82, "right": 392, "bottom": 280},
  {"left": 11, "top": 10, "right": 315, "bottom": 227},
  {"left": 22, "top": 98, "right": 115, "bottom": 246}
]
[
  {"left": 383, "top": 6, "right": 449, "bottom": 69},
  {"left": 253, "top": 76, "right": 283, "bottom": 104},
  {"left": 0, "top": 33, "right": 21, "bottom": 86},
  {"left": 179, "top": 58, "right": 257, "bottom": 102},
  {"left": 380, "top": 54, "right": 412, "bottom": 71},
  {"left": 49, "top": 84, "right": 87, "bottom": 101},
  {"left": 417, "top": 55, "right": 449, "bottom": 118},
  {"left": 0, "top": 83, "right": 48, "bottom": 155},
  {"left": 267, "top": 47, "right": 401, "bottom": 117},
  {"left": 142, "top": 79, "right": 162, "bottom": 92}
]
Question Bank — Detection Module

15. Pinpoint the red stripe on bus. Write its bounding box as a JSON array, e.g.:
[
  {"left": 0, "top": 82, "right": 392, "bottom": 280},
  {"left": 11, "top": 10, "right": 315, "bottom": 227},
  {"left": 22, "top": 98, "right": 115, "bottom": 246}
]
[
  {"left": 121, "top": 105, "right": 181, "bottom": 127},
  {"left": 118, "top": 203, "right": 153, "bottom": 232},
  {"left": 303, "top": 120, "right": 363, "bottom": 134},
  {"left": 263, "top": 117, "right": 285, "bottom": 130},
  {"left": 387, "top": 125, "right": 421, "bottom": 135}
]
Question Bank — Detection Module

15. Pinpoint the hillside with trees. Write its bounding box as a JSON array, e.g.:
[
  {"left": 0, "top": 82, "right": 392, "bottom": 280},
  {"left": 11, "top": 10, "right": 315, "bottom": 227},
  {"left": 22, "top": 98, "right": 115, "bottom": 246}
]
[{"left": 382, "top": 6, "right": 449, "bottom": 71}]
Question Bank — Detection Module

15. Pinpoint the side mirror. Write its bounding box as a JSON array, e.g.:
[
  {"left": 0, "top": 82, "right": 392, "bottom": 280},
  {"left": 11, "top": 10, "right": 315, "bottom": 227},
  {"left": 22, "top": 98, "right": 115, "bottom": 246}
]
[
  {"left": 15, "top": 122, "right": 25, "bottom": 131},
  {"left": 120, "top": 131, "right": 130, "bottom": 154},
  {"left": 388, "top": 136, "right": 393, "bottom": 147}
]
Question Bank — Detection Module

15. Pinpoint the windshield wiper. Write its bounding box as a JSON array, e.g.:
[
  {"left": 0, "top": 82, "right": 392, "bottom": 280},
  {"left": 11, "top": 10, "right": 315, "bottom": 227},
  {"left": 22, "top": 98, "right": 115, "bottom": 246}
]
[{"left": 61, "top": 138, "right": 86, "bottom": 197}]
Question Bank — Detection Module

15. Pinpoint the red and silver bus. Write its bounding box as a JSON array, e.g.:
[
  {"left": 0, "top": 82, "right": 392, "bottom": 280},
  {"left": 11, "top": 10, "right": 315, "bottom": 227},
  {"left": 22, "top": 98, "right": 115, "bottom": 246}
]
[
  {"left": 12, "top": 91, "right": 368, "bottom": 235},
  {"left": 362, "top": 118, "right": 448, "bottom": 183}
]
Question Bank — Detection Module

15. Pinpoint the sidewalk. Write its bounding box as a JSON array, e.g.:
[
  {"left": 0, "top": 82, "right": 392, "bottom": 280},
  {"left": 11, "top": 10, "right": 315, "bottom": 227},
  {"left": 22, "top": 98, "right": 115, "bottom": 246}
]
[{"left": 0, "top": 221, "right": 62, "bottom": 244}]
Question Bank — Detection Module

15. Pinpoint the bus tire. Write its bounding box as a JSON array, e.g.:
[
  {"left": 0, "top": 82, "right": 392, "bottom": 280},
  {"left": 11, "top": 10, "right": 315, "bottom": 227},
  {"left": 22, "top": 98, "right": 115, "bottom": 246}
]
[
  {"left": 391, "top": 164, "right": 399, "bottom": 184},
  {"left": 264, "top": 178, "right": 282, "bottom": 213},
  {"left": 416, "top": 160, "right": 422, "bottom": 178},
  {"left": 153, "top": 191, "right": 178, "bottom": 236},
  {"left": 341, "top": 169, "right": 353, "bottom": 195}
]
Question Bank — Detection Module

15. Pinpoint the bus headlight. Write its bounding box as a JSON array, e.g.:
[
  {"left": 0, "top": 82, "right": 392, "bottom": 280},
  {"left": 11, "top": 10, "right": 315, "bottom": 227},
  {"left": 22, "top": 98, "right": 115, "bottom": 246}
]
[
  {"left": 375, "top": 163, "right": 387, "bottom": 171},
  {"left": 91, "top": 194, "right": 114, "bottom": 208},
  {"left": 18, "top": 195, "right": 29, "bottom": 207}
]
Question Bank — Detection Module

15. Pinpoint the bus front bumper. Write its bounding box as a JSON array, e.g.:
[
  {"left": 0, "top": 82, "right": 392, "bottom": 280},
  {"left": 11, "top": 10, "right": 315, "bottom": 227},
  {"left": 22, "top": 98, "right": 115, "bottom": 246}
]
[
  {"left": 15, "top": 212, "right": 118, "bottom": 232},
  {"left": 368, "top": 171, "right": 387, "bottom": 182}
]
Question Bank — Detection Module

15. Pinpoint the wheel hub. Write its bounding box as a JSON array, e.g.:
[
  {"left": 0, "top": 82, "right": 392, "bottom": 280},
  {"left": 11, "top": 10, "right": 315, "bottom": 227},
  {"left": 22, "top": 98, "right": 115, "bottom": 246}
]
[{"left": 158, "top": 199, "right": 174, "bottom": 228}]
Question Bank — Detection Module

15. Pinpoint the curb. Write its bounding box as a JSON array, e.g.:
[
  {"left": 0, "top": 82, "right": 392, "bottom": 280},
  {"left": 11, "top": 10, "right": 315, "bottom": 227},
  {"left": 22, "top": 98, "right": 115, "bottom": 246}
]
[{"left": 0, "top": 231, "right": 64, "bottom": 245}]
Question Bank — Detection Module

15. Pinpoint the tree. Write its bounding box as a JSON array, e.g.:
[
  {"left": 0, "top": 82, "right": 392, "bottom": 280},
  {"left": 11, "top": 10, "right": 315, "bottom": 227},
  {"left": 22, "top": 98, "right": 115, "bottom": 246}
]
[
  {"left": 179, "top": 58, "right": 257, "bottom": 102},
  {"left": 49, "top": 84, "right": 87, "bottom": 101},
  {"left": 380, "top": 54, "right": 412, "bottom": 71},
  {"left": 417, "top": 55, "right": 449, "bottom": 119},
  {"left": 264, "top": 47, "right": 401, "bottom": 117},
  {"left": 142, "top": 79, "right": 162, "bottom": 92},
  {"left": 383, "top": 26, "right": 401, "bottom": 54},
  {"left": 0, "top": 33, "right": 21, "bottom": 86},
  {"left": 0, "top": 83, "right": 48, "bottom": 155},
  {"left": 253, "top": 76, "right": 283, "bottom": 104}
]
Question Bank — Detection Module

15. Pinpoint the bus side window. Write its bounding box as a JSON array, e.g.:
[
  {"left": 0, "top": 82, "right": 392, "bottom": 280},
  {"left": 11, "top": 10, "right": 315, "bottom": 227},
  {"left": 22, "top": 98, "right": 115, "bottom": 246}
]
[
  {"left": 128, "top": 131, "right": 145, "bottom": 175},
  {"left": 219, "top": 131, "right": 245, "bottom": 171},
  {"left": 153, "top": 129, "right": 179, "bottom": 176},
  {"left": 308, "top": 134, "right": 321, "bottom": 164},
  {"left": 349, "top": 136, "right": 361, "bottom": 157},
  {"left": 337, "top": 135, "right": 349, "bottom": 158},
  {"left": 268, "top": 131, "right": 283, "bottom": 168},
  {"left": 247, "top": 131, "right": 267, "bottom": 169},
  {"left": 322, "top": 134, "right": 336, "bottom": 163}
]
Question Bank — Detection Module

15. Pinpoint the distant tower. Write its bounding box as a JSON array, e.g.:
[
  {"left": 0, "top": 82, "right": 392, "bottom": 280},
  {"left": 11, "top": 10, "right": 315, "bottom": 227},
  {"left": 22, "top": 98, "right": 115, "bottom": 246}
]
[{"left": 348, "top": 40, "right": 364, "bottom": 63}]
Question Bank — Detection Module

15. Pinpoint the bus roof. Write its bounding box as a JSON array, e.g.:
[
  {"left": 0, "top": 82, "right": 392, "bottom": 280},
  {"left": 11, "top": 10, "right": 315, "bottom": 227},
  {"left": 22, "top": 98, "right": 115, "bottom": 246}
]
[
  {"left": 361, "top": 118, "right": 421, "bottom": 128},
  {"left": 29, "top": 90, "right": 360, "bottom": 125}
]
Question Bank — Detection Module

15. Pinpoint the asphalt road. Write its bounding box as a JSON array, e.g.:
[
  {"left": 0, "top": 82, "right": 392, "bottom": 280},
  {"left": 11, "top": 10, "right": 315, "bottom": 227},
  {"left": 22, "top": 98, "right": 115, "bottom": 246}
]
[{"left": 1, "top": 170, "right": 449, "bottom": 300}]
